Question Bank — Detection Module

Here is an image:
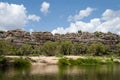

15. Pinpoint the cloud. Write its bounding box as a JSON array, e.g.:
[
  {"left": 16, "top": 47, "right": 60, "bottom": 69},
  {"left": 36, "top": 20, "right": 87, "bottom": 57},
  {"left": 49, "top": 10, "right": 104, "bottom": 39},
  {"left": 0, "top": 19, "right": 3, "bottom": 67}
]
[
  {"left": 40, "top": 1, "right": 50, "bottom": 14},
  {"left": 52, "top": 9, "right": 120, "bottom": 35},
  {"left": 68, "top": 7, "right": 95, "bottom": 22},
  {"left": 0, "top": 2, "right": 40, "bottom": 30},
  {"left": 28, "top": 14, "right": 40, "bottom": 22}
]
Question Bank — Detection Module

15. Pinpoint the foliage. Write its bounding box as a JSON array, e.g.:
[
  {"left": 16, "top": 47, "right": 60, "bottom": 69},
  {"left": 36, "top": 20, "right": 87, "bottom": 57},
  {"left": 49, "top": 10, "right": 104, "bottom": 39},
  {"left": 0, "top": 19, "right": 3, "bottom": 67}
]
[
  {"left": 31, "top": 45, "right": 41, "bottom": 55},
  {"left": 16, "top": 44, "right": 33, "bottom": 56},
  {"left": 73, "top": 43, "right": 88, "bottom": 55},
  {"left": 0, "top": 57, "right": 7, "bottom": 65},
  {"left": 116, "top": 43, "right": 120, "bottom": 56},
  {"left": 59, "top": 40, "right": 73, "bottom": 55},
  {"left": 0, "top": 30, "right": 4, "bottom": 33},
  {"left": 76, "top": 58, "right": 102, "bottom": 65},
  {"left": 42, "top": 41, "right": 58, "bottom": 56},
  {"left": 94, "top": 31, "right": 100, "bottom": 37},
  {"left": 58, "top": 57, "right": 115, "bottom": 66},
  {"left": 58, "top": 57, "right": 70, "bottom": 65},
  {"left": 13, "top": 58, "right": 31, "bottom": 68},
  {"left": 0, "top": 40, "right": 14, "bottom": 55},
  {"left": 78, "top": 30, "right": 82, "bottom": 34},
  {"left": 88, "top": 42, "right": 109, "bottom": 56}
]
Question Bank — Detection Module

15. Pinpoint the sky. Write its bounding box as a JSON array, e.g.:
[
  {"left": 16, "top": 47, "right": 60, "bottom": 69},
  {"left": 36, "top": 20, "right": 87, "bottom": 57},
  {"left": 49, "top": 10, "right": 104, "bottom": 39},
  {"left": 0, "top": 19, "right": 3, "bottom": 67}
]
[{"left": 0, "top": 0, "right": 120, "bottom": 34}]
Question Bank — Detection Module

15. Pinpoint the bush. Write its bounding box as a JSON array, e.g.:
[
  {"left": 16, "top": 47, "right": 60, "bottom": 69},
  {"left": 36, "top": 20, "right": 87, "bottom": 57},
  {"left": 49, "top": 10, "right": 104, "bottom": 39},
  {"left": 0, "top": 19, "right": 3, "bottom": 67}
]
[
  {"left": 76, "top": 58, "right": 101, "bottom": 65},
  {"left": 0, "top": 57, "right": 7, "bottom": 65},
  {"left": 58, "top": 57, "right": 115, "bottom": 66},
  {"left": 78, "top": 30, "right": 82, "bottom": 34},
  {"left": 88, "top": 42, "right": 109, "bottom": 56},
  {"left": 58, "top": 57, "right": 70, "bottom": 65},
  {"left": 14, "top": 58, "right": 31, "bottom": 68},
  {"left": 42, "top": 41, "right": 58, "bottom": 56},
  {"left": 73, "top": 43, "right": 88, "bottom": 55},
  {"left": 59, "top": 40, "right": 73, "bottom": 55}
]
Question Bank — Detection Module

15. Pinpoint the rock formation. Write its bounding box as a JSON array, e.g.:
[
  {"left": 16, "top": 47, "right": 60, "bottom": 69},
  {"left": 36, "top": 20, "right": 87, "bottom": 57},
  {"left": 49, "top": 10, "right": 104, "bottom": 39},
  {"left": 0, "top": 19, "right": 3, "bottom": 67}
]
[{"left": 0, "top": 29, "right": 120, "bottom": 50}]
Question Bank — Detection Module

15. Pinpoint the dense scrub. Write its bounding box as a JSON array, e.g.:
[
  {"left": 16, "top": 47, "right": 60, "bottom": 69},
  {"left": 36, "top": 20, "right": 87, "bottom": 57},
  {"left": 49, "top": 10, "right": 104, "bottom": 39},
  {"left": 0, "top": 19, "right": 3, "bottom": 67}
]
[{"left": 0, "top": 39, "right": 120, "bottom": 56}]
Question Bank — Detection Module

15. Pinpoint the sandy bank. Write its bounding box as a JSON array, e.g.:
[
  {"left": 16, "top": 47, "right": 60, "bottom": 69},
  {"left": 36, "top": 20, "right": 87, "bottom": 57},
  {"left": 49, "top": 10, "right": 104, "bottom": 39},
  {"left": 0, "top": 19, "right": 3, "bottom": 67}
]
[{"left": 5, "top": 56, "right": 120, "bottom": 65}]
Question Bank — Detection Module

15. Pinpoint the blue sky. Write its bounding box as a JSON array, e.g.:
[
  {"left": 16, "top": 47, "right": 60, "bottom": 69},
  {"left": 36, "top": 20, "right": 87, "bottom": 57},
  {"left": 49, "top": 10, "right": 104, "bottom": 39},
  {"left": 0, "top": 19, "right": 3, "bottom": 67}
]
[{"left": 0, "top": 0, "right": 120, "bottom": 34}]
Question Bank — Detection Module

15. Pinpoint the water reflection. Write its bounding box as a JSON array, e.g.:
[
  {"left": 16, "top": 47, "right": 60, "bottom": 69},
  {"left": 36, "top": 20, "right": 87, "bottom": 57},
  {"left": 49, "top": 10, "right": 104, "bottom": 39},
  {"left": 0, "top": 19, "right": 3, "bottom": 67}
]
[{"left": 0, "top": 64, "right": 120, "bottom": 80}]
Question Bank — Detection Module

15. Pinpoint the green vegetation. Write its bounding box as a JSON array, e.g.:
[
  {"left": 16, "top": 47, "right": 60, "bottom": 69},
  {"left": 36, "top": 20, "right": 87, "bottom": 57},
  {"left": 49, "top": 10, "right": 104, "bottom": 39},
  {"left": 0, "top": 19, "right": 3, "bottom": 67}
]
[
  {"left": 60, "top": 40, "right": 73, "bottom": 55},
  {"left": 42, "top": 41, "right": 58, "bottom": 56},
  {"left": 88, "top": 42, "right": 109, "bottom": 56},
  {"left": 0, "top": 39, "right": 120, "bottom": 56},
  {"left": 94, "top": 31, "right": 100, "bottom": 37},
  {"left": 78, "top": 30, "right": 82, "bottom": 34},
  {"left": 58, "top": 57, "right": 116, "bottom": 66},
  {"left": 0, "top": 57, "right": 7, "bottom": 66},
  {"left": 13, "top": 58, "right": 31, "bottom": 68},
  {"left": 0, "top": 40, "right": 14, "bottom": 55}
]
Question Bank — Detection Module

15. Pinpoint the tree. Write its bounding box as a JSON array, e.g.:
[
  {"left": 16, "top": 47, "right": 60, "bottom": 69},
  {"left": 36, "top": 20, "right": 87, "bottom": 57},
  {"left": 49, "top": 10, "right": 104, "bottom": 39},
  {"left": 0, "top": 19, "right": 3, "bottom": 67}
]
[
  {"left": 42, "top": 41, "right": 58, "bottom": 56},
  {"left": 94, "top": 31, "right": 100, "bottom": 37},
  {"left": 17, "top": 44, "right": 32, "bottom": 56},
  {"left": 116, "top": 43, "right": 120, "bottom": 56},
  {"left": 59, "top": 40, "right": 73, "bottom": 55},
  {"left": 78, "top": 30, "right": 82, "bottom": 34},
  {"left": 73, "top": 43, "right": 88, "bottom": 55},
  {"left": 32, "top": 45, "right": 41, "bottom": 55},
  {"left": 88, "top": 42, "right": 109, "bottom": 56},
  {"left": 0, "top": 40, "right": 13, "bottom": 55}
]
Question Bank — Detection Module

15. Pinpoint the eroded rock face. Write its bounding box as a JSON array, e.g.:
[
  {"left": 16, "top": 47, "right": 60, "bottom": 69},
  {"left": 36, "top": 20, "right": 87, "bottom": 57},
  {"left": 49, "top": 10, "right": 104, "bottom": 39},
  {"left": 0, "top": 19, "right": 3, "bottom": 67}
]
[{"left": 0, "top": 29, "right": 120, "bottom": 50}]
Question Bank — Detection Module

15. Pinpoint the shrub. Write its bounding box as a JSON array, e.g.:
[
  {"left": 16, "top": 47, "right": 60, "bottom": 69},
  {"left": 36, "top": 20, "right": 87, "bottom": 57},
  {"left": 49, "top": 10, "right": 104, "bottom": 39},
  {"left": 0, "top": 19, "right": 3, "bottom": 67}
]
[
  {"left": 14, "top": 58, "right": 31, "bottom": 68},
  {"left": 73, "top": 43, "right": 88, "bottom": 55},
  {"left": 78, "top": 30, "right": 82, "bottom": 34},
  {"left": 88, "top": 42, "right": 109, "bottom": 56},
  {"left": 0, "top": 57, "right": 7, "bottom": 65},
  {"left": 58, "top": 57, "right": 70, "bottom": 65},
  {"left": 59, "top": 40, "right": 73, "bottom": 55},
  {"left": 42, "top": 41, "right": 58, "bottom": 56},
  {"left": 76, "top": 58, "right": 101, "bottom": 65}
]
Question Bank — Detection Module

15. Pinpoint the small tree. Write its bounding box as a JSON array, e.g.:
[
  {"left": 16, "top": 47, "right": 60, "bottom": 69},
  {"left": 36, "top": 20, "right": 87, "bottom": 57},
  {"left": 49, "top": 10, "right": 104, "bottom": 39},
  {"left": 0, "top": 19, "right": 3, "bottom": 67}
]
[
  {"left": 17, "top": 44, "right": 32, "bottom": 56},
  {"left": 42, "top": 41, "right": 58, "bottom": 56},
  {"left": 32, "top": 45, "right": 41, "bottom": 55},
  {"left": 0, "top": 40, "right": 13, "bottom": 55},
  {"left": 73, "top": 43, "right": 88, "bottom": 55},
  {"left": 116, "top": 43, "right": 120, "bottom": 56},
  {"left": 94, "top": 31, "right": 100, "bottom": 37},
  {"left": 59, "top": 40, "right": 73, "bottom": 55},
  {"left": 88, "top": 42, "right": 109, "bottom": 56},
  {"left": 78, "top": 30, "right": 82, "bottom": 34}
]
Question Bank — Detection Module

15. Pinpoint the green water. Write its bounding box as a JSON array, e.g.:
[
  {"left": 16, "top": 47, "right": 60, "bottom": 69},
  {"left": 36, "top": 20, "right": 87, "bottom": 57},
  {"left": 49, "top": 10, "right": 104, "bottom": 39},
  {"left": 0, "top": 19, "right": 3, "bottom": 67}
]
[{"left": 0, "top": 64, "right": 120, "bottom": 80}]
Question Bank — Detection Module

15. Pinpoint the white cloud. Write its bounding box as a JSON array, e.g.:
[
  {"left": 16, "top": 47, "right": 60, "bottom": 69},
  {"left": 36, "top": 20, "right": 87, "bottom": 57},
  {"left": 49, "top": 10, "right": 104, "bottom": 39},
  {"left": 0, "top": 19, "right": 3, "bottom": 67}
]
[
  {"left": 52, "top": 9, "right": 120, "bottom": 35},
  {"left": 68, "top": 7, "right": 95, "bottom": 22},
  {"left": 0, "top": 2, "right": 40, "bottom": 30},
  {"left": 40, "top": 2, "right": 50, "bottom": 14},
  {"left": 102, "top": 9, "right": 120, "bottom": 20},
  {"left": 0, "top": 2, "right": 27, "bottom": 30},
  {"left": 28, "top": 14, "right": 40, "bottom": 22}
]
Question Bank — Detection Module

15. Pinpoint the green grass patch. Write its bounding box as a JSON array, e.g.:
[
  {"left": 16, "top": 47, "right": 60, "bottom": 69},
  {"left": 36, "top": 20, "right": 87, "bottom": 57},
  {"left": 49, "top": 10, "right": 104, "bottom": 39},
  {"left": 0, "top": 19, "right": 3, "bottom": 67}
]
[{"left": 58, "top": 57, "right": 116, "bottom": 66}]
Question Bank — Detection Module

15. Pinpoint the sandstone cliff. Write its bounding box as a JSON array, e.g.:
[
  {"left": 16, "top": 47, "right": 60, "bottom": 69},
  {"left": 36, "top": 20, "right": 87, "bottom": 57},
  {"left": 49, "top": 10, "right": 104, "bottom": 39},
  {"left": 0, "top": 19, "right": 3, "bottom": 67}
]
[{"left": 0, "top": 29, "right": 120, "bottom": 50}]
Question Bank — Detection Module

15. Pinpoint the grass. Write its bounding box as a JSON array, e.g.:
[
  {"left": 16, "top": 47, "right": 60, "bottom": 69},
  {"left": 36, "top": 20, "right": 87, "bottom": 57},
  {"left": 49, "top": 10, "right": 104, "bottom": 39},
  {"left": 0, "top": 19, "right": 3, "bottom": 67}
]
[{"left": 58, "top": 56, "right": 117, "bottom": 66}]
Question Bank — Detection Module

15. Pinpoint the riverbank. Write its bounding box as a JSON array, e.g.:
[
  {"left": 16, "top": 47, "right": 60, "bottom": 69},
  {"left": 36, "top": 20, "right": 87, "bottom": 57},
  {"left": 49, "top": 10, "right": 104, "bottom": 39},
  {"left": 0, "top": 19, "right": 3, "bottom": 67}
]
[{"left": 4, "top": 55, "right": 120, "bottom": 65}]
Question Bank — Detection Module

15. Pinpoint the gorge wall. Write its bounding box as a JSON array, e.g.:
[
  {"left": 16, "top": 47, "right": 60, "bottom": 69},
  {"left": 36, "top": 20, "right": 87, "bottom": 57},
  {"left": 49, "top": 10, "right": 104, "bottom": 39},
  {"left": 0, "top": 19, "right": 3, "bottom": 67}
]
[{"left": 0, "top": 29, "right": 120, "bottom": 50}]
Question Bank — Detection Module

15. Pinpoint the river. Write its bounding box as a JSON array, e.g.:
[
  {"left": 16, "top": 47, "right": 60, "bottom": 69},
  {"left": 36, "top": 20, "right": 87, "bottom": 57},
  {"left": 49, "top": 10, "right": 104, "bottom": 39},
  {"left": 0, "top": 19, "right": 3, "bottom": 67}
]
[{"left": 0, "top": 64, "right": 120, "bottom": 80}]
